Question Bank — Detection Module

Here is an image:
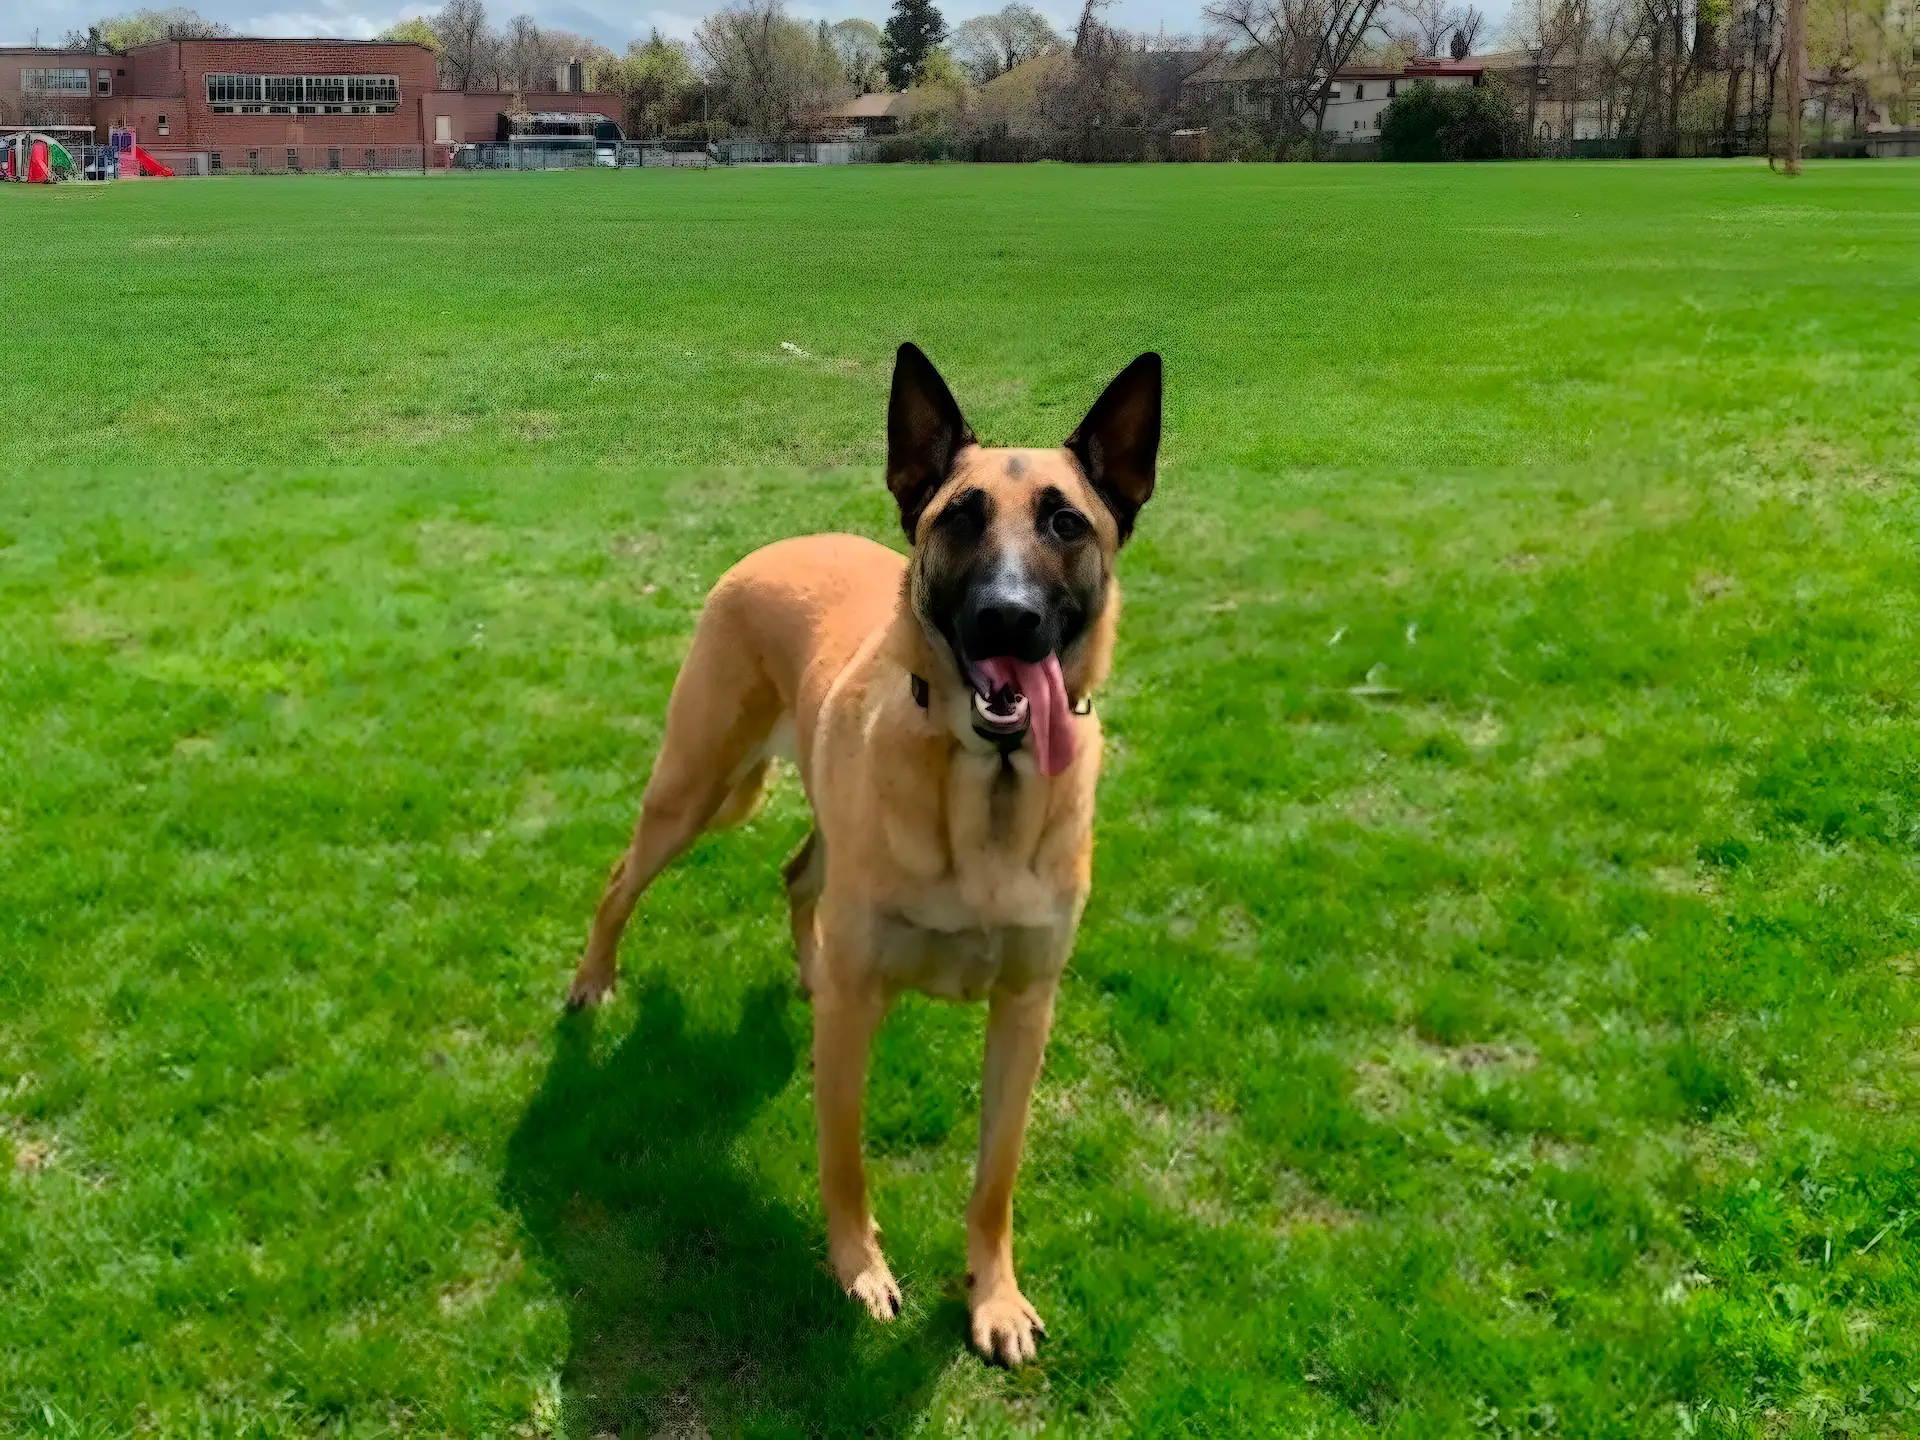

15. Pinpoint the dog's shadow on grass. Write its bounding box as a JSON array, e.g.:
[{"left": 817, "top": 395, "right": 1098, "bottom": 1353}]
[{"left": 503, "top": 979, "right": 952, "bottom": 1437}]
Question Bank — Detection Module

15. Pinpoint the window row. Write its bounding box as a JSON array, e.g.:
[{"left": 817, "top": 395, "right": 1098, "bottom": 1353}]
[
  {"left": 21, "top": 68, "right": 92, "bottom": 95},
  {"left": 204, "top": 73, "right": 400, "bottom": 112}
]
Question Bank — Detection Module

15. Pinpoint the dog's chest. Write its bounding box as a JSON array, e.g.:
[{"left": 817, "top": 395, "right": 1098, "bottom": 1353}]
[
  {"left": 871, "top": 913, "right": 1064, "bottom": 1001},
  {"left": 869, "top": 772, "right": 1082, "bottom": 998}
]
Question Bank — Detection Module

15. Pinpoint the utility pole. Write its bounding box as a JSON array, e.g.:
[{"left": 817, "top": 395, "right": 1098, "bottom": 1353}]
[{"left": 1783, "top": 0, "right": 1806, "bottom": 173}]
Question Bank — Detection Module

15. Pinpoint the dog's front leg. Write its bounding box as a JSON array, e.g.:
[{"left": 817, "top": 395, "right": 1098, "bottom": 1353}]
[
  {"left": 813, "top": 989, "right": 900, "bottom": 1319},
  {"left": 966, "top": 983, "right": 1056, "bottom": 1366}
]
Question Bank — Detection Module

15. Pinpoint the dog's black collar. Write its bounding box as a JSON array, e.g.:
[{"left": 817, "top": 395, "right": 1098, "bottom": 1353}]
[{"left": 910, "top": 673, "right": 1093, "bottom": 716}]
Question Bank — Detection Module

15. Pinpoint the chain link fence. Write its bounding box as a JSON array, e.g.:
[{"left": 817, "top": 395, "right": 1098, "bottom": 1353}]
[
  {"left": 50, "top": 125, "right": 1909, "bottom": 179},
  {"left": 152, "top": 144, "right": 428, "bottom": 175}
]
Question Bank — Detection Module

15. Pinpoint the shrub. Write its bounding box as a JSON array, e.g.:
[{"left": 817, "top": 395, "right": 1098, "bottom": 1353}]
[
  {"left": 1211, "top": 116, "right": 1273, "bottom": 162},
  {"left": 1379, "top": 80, "right": 1522, "bottom": 161}
]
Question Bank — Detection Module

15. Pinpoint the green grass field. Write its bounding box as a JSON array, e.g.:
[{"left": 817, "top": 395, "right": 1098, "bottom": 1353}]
[{"left": 3, "top": 161, "right": 1919, "bottom": 1438}]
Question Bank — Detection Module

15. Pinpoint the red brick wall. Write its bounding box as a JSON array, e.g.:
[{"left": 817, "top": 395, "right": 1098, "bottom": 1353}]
[
  {"left": 0, "top": 49, "right": 109, "bottom": 129},
  {"left": 12, "top": 40, "right": 613, "bottom": 155},
  {"left": 113, "top": 39, "right": 436, "bottom": 149},
  {"left": 93, "top": 97, "right": 175, "bottom": 146},
  {"left": 127, "top": 42, "right": 183, "bottom": 97}
]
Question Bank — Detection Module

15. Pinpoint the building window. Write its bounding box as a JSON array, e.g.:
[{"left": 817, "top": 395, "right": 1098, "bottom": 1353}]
[
  {"left": 1388, "top": 80, "right": 1397, "bottom": 96},
  {"left": 287, "top": 147, "right": 301, "bottom": 171},
  {"left": 21, "top": 68, "right": 91, "bottom": 95},
  {"left": 210, "top": 150, "right": 222, "bottom": 172},
  {"left": 247, "top": 148, "right": 260, "bottom": 171},
  {"left": 1354, "top": 83, "right": 1365, "bottom": 100},
  {"left": 327, "top": 147, "right": 341, "bottom": 171},
  {"left": 157, "top": 114, "right": 169, "bottom": 135},
  {"left": 96, "top": 69, "right": 112, "bottom": 96},
  {"left": 205, "top": 72, "right": 400, "bottom": 115}
]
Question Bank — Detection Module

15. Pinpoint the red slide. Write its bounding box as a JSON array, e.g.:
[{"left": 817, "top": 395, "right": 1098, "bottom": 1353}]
[
  {"left": 131, "top": 145, "right": 174, "bottom": 177},
  {"left": 27, "top": 139, "right": 52, "bottom": 183}
]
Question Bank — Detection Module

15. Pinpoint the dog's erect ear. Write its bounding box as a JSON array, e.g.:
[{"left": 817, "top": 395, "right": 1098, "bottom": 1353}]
[
  {"left": 887, "top": 343, "right": 975, "bottom": 540},
  {"left": 1065, "top": 353, "right": 1162, "bottom": 545}
]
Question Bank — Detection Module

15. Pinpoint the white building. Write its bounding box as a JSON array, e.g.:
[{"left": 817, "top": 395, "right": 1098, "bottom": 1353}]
[{"left": 1321, "top": 59, "right": 1486, "bottom": 142}]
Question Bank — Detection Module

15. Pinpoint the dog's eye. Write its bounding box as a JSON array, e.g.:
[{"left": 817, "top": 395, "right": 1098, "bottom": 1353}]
[
  {"left": 937, "top": 489, "right": 989, "bottom": 539},
  {"left": 1048, "top": 508, "right": 1090, "bottom": 544}
]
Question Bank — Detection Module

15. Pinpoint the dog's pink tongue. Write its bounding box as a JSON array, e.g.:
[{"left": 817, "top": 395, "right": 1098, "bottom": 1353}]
[{"left": 984, "top": 654, "right": 1073, "bottom": 776}]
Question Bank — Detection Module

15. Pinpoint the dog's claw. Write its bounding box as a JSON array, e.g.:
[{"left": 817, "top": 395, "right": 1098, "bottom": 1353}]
[
  {"left": 566, "top": 964, "right": 616, "bottom": 1010},
  {"left": 970, "top": 1288, "right": 1044, "bottom": 1367},
  {"left": 845, "top": 1263, "right": 902, "bottom": 1322}
]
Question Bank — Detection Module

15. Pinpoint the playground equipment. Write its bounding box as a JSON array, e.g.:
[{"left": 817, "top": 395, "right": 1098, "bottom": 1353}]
[
  {"left": 103, "top": 127, "right": 174, "bottom": 179},
  {"left": 130, "top": 145, "right": 174, "bottom": 176},
  {"left": 0, "top": 132, "right": 76, "bottom": 183}
]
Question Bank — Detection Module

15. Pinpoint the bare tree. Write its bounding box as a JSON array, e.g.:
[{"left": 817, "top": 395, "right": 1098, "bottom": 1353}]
[
  {"left": 829, "top": 18, "right": 888, "bottom": 89},
  {"left": 1206, "top": 0, "right": 1393, "bottom": 150},
  {"left": 1058, "top": 0, "right": 1133, "bottom": 128},
  {"left": 952, "top": 3, "right": 1065, "bottom": 81},
  {"left": 432, "top": 0, "right": 495, "bottom": 88},
  {"left": 698, "top": 0, "right": 845, "bottom": 136},
  {"left": 488, "top": 16, "right": 606, "bottom": 91},
  {"left": 1624, "top": 0, "right": 1703, "bottom": 152},
  {"left": 1783, "top": 0, "right": 1805, "bottom": 167},
  {"left": 1452, "top": 5, "right": 1485, "bottom": 51},
  {"left": 592, "top": 30, "right": 698, "bottom": 133},
  {"left": 1395, "top": 0, "right": 1463, "bottom": 54}
]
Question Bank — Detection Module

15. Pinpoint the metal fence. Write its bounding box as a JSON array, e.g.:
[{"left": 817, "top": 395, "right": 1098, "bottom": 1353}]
[
  {"left": 714, "top": 139, "right": 876, "bottom": 164},
  {"left": 49, "top": 125, "right": 1909, "bottom": 180},
  {"left": 638, "top": 143, "right": 720, "bottom": 167},
  {"left": 163, "top": 144, "right": 427, "bottom": 175},
  {"left": 452, "top": 142, "right": 597, "bottom": 171}
]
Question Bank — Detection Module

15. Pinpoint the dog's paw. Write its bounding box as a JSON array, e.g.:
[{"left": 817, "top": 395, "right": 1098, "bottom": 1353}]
[
  {"left": 832, "top": 1234, "right": 901, "bottom": 1321},
  {"left": 565, "top": 964, "right": 616, "bottom": 1011},
  {"left": 842, "top": 1260, "right": 902, "bottom": 1321},
  {"left": 969, "top": 1285, "right": 1045, "bottom": 1367}
]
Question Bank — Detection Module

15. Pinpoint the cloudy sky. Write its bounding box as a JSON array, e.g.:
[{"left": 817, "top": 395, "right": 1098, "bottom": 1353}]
[{"left": 6, "top": 0, "right": 1510, "bottom": 62}]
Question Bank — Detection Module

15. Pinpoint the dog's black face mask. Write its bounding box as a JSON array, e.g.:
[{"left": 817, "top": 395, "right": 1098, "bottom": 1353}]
[
  {"left": 884, "top": 344, "right": 1161, "bottom": 775},
  {"left": 919, "top": 479, "right": 1102, "bottom": 767}
]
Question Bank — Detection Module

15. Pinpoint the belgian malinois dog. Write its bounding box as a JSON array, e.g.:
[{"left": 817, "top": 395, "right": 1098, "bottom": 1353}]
[{"left": 569, "top": 343, "right": 1161, "bottom": 1366}]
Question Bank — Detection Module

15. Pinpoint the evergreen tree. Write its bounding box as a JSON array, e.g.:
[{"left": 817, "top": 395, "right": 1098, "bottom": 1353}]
[{"left": 883, "top": 0, "right": 947, "bottom": 88}]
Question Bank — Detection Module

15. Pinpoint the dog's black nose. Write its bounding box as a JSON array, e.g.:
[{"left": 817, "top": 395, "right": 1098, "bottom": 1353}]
[{"left": 968, "top": 593, "right": 1047, "bottom": 662}]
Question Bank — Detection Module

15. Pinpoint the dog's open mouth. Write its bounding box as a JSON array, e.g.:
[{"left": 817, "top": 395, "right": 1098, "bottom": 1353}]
[{"left": 966, "top": 655, "right": 1076, "bottom": 776}]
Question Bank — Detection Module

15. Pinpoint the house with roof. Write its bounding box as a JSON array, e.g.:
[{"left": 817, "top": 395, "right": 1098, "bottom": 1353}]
[
  {"left": 820, "top": 91, "right": 910, "bottom": 138},
  {"left": 1322, "top": 58, "right": 1490, "bottom": 141}
]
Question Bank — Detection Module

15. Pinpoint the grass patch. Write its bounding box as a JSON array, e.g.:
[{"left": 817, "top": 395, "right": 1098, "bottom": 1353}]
[{"left": 2, "top": 162, "right": 1918, "bottom": 1437}]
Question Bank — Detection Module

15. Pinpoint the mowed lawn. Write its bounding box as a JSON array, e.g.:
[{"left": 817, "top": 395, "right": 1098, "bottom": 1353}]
[{"left": 2, "top": 161, "right": 1919, "bottom": 1438}]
